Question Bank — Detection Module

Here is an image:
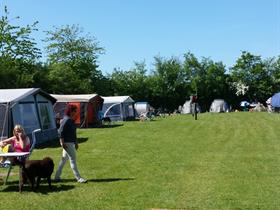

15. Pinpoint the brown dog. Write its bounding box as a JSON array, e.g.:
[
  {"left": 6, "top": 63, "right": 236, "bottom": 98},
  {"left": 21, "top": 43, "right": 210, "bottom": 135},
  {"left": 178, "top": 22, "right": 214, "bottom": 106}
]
[{"left": 19, "top": 157, "right": 54, "bottom": 192}]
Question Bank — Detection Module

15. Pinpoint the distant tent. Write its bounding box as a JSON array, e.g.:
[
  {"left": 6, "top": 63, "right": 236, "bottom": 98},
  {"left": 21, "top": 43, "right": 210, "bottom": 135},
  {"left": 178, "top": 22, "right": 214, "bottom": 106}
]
[
  {"left": 101, "top": 96, "right": 135, "bottom": 121},
  {"left": 181, "top": 100, "right": 201, "bottom": 114},
  {"left": 0, "top": 88, "right": 58, "bottom": 144},
  {"left": 271, "top": 93, "right": 280, "bottom": 108},
  {"left": 253, "top": 102, "right": 266, "bottom": 112},
  {"left": 240, "top": 100, "right": 250, "bottom": 111},
  {"left": 134, "top": 102, "right": 151, "bottom": 117},
  {"left": 209, "top": 99, "right": 229, "bottom": 113},
  {"left": 240, "top": 101, "right": 250, "bottom": 107},
  {"left": 51, "top": 94, "right": 104, "bottom": 127},
  {"left": 266, "top": 97, "right": 272, "bottom": 112},
  {"left": 266, "top": 97, "right": 271, "bottom": 105}
]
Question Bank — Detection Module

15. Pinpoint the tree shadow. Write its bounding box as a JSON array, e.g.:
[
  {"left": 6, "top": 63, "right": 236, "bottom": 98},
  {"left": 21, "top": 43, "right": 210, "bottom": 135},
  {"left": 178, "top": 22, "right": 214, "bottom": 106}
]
[{"left": 36, "top": 137, "right": 88, "bottom": 149}]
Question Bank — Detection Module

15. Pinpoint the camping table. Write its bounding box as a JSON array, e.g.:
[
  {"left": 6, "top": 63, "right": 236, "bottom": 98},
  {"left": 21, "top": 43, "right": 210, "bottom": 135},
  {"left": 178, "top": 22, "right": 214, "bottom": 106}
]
[
  {"left": 0, "top": 152, "right": 29, "bottom": 158},
  {"left": 0, "top": 152, "right": 30, "bottom": 185}
]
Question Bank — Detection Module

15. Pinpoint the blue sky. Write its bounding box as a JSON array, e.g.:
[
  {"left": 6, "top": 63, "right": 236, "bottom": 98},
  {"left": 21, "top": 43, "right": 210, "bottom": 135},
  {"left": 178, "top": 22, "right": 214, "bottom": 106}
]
[{"left": 1, "top": 0, "right": 279, "bottom": 74}]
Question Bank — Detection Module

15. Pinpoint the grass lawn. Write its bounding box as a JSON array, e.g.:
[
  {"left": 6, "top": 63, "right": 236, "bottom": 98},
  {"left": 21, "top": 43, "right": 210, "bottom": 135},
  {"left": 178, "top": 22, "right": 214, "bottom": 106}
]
[{"left": 1, "top": 112, "right": 280, "bottom": 210}]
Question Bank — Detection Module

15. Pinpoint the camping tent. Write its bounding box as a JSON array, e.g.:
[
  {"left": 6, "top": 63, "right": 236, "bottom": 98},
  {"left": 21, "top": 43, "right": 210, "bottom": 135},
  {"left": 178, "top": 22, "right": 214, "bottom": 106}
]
[
  {"left": 266, "top": 97, "right": 272, "bottom": 112},
  {"left": 0, "top": 88, "right": 58, "bottom": 144},
  {"left": 240, "top": 100, "right": 250, "bottom": 111},
  {"left": 134, "top": 102, "right": 151, "bottom": 117},
  {"left": 51, "top": 94, "right": 104, "bottom": 127},
  {"left": 240, "top": 101, "right": 250, "bottom": 107},
  {"left": 271, "top": 93, "right": 280, "bottom": 108},
  {"left": 101, "top": 96, "right": 135, "bottom": 121},
  {"left": 209, "top": 99, "right": 229, "bottom": 113},
  {"left": 181, "top": 100, "right": 201, "bottom": 114}
]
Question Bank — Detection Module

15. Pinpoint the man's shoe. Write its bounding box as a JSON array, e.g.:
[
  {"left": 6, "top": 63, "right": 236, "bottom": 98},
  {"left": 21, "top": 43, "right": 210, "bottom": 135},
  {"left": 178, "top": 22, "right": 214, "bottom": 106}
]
[{"left": 77, "top": 178, "right": 87, "bottom": 183}]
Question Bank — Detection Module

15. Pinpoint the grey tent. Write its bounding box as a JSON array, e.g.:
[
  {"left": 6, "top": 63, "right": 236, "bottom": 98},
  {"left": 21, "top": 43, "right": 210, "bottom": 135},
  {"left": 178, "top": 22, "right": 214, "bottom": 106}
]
[
  {"left": 134, "top": 102, "right": 151, "bottom": 117},
  {"left": 0, "top": 88, "right": 58, "bottom": 144},
  {"left": 181, "top": 100, "right": 201, "bottom": 114},
  {"left": 209, "top": 99, "right": 229, "bottom": 113},
  {"left": 101, "top": 96, "right": 135, "bottom": 121}
]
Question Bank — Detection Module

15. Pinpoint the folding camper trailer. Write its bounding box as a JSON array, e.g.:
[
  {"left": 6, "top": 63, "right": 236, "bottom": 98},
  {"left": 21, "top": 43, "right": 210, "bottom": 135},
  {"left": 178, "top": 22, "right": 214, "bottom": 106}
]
[
  {"left": 0, "top": 88, "right": 58, "bottom": 144},
  {"left": 51, "top": 94, "right": 104, "bottom": 127},
  {"left": 101, "top": 96, "right": 135, "bottom": 121}
]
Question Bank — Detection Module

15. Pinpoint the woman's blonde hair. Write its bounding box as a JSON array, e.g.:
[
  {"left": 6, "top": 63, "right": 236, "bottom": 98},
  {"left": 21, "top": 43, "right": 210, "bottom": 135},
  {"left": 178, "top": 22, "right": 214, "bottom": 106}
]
[{"left": 13, "top": 124, "right": 26, "bottom": 136}]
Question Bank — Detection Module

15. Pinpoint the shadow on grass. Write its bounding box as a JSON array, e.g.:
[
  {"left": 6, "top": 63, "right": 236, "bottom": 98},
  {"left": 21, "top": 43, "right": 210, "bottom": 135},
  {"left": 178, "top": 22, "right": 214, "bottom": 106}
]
[
  {"left": 1, "top": 184, "right": 75, "bottom": 194},
  {"left": 94, "top": 124, "right": 124, "bottom": 129},
  {"left": 52, "top": 177, "right": 135, "bottom": 183},
  {"left": 1, "top": 177, "right": 134, "bottom": 193},
  {"left": 37, "top": 137, "right": 88, "bottom": 149},
  {"left": 88, "top": 177, "right": 135, "bottom": 183}
]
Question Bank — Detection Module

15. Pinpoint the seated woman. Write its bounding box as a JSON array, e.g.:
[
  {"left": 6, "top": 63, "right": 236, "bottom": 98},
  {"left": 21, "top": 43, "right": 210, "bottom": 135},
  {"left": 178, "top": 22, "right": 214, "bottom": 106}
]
[{"left": 0, "top": 125, "right": 30, "bottom": 164}]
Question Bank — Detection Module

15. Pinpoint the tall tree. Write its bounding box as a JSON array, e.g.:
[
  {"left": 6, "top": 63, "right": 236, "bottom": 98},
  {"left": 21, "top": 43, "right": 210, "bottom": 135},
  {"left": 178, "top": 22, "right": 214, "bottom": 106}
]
[
  {"left": 0, "top": 6, "right": 41, "bottom": 62},
  {"left": 44, "top": 24, "right": 104, "bottom": 93},
  {"left": 0, "top": 6, "right": 42, "bottom": 88},
  {"left": 267, "top": 56, "right": 280, "bottom": 94},
  {"left": 110, "top": 61, "right": 150, "bottom": 101},
  {"left": 230, "top": 51, "right": 273, "bottom": 103},
  {"left": 183, "top": 52, "right": 229, "bottom": 111},
  {"left": 151, "top": 56, "right": 187, "bottom": 111}
]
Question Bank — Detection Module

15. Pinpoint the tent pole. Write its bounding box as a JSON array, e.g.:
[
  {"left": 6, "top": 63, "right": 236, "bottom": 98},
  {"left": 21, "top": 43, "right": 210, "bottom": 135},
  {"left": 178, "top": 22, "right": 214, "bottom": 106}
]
[{"left": 0, "top": 103, "right": 9, "bottom": 140}]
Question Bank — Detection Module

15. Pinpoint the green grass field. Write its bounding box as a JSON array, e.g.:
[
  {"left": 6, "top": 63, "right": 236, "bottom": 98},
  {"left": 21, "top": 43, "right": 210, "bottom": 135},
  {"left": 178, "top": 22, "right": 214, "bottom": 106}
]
[{"left": 1, "top": 112, "right": 280, "bottom": 210}]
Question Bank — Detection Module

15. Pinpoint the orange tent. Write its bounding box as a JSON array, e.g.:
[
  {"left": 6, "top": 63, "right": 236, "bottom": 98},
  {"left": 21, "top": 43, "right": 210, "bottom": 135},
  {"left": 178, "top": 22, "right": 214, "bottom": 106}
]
[{"left": 51, "top": 94, "right": 104, "bottom": 128}]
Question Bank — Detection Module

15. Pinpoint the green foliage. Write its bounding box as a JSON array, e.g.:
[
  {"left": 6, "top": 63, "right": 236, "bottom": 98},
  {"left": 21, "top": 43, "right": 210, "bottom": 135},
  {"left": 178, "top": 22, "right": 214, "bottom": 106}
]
[
  {"left": 44, "top": 25, "right": 103, "bottom": 65},
  {"left": 47, "top": 63, "right": 91, "bottom": 94},
  {"left": 183, "top": 53, "right": 230, "bottom": 111},
  {"left": 268, "top": 56, "right": 280, "bottom": 93},
  {"left": 0, "top": 6, "right": 41, "bottom": 62},
  {"left": 0, "top": 6, "right": 42, "bottom": 88},
  {"left": 230, "top": 51, "right": 274, "bottom": 103},
  {"left": 0, "top": 56, "right": 41, "bottom": 88},
  {"left": 151, "top": 56, "right": 188, "bottom": 110},
  {"left": 44, "top": 24, "right": 105, "bottom": 93},
  {"left": 110, "top": 61, "right": 151, "bottom": 100}
]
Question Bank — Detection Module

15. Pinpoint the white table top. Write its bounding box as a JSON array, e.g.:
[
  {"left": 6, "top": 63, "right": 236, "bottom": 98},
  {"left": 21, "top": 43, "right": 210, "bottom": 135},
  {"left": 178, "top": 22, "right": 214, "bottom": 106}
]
[{"left": 0, "top": 152, "right": 29, "bottom": 157}]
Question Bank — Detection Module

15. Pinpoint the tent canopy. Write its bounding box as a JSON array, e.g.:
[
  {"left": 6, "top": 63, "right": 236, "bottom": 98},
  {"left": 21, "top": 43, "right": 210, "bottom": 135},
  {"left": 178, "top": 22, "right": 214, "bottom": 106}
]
[
  {"left": 50, "top": 94, "right": 99, "bottom": 102},
  {"left": 0, "top": 88, "right": 56, "bottom": 104},
  {"left": 102, "top": 96, "right": 134, "bottom": 103}
]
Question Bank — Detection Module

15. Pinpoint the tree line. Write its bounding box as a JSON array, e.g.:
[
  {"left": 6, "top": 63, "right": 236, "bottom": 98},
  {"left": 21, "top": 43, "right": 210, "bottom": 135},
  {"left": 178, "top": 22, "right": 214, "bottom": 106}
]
[{"left": 1, "top": 6, "right": 279, "bottom": 112}]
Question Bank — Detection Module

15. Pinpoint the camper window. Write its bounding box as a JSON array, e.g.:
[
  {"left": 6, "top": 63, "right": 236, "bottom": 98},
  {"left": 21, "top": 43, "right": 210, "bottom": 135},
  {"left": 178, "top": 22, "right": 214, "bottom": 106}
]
[
  {"left": 14, "top": 104, "right": 39, "bottom": 134},
  {"left": 0, "top": 104, "right": 8, "bottom": 138},
  {"left": 39, "top": 103, "right": 52, "bottom": 130}
]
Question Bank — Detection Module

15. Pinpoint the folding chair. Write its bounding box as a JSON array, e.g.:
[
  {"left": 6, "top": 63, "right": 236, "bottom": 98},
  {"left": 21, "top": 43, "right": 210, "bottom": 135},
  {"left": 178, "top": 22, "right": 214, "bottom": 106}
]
[{"left": 1, "top": 129, "right": 41, "bottom": 184}]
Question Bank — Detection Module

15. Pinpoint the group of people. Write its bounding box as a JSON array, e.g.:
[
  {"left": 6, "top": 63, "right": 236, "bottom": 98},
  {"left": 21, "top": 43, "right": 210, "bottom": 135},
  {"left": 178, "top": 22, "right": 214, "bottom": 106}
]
[{"left": 0, "top": 104, "right": 87, "bottom": 184}]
